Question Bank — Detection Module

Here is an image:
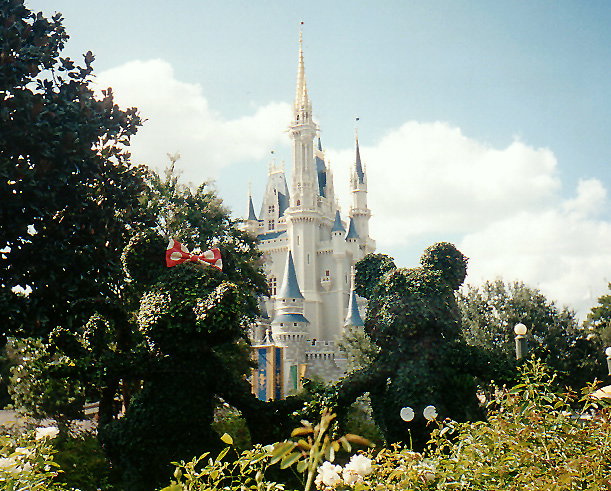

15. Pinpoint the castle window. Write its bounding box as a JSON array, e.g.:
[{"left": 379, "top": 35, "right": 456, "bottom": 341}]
[
  {"left": 325, "top": 270, "right": 330, "bottom": 276},
  {"left": 296, "top": 199, "right": 301, "bottom": 206},
  {"left": 294, "top": 323, "right": 297, "bottom": 327},
  {"left": 297, "top": 236, "right": 300, "bottom": 245},
  {"left": 268, "top": 205, "right": 275, "bottom": 214},
  {"left": 307, "top": 254, "right": 310, "bottom": 264},
  {"left": 268, "top": 276, "right": 277, "bottom": 296},
  {"left": 268, "top": 220, "right": 275, "bottom": 230}
]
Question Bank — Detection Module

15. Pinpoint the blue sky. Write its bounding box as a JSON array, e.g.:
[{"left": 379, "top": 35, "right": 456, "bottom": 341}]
[{"left": 28, "top": 0, "right": 611, "bottom": 317}]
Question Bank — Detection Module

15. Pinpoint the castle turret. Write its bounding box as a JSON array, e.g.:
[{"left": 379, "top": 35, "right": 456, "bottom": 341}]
[
  {"left": 244, "top": 193, "right": 260, "bottom": 235},
  {"left": 349, "top": 137, "right": 373, "bottom": 254},
  {"left": 272, "top": 251, "right": 309, "bottom": 394},
  {"left": 289, "top": 32, "right": 318, "bottom": 209},
  {"left": 344, "top": 287, "right": 364, "bottom": 328}
]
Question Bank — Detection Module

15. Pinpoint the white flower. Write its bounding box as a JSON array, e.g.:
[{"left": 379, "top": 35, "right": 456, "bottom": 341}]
[
  {"left": 14, "top": 447, "right": 32, "bottom": 457},
  {"left": 342, "top": 467, "right": 363, "bottom": 485},
  {"left": 315, "top": 461, "right": 342, "bottom": 488},
  {"left": 400, "top": 406, "right": 415, "bottom": 422},
  {"left": 423, "top": 405, "right": 438, "bottom": 421},
  {"left": 35, "top": 426, "right": 59, "bottom": 440},
  {"left": 345, "top": 454, "right": 373, "bottom": 476},
  {"left": 0, "top": 457, "right": 17, "bottom": 470}
]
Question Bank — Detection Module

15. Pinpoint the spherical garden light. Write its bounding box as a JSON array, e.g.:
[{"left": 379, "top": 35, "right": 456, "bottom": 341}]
[
  {"left": 423, "top": 405, "right": 438, "bottom": 421},
  {"left": 514, "top": 323, "right": 528, "bottom": 360},
  {"left": 400, "top": 406, "right": 415, "bottom": 422}
]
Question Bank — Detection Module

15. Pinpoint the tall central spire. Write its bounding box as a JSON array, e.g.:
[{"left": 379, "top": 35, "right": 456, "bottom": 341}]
[{"left": 294, "top": 29, "right": 311, "bottom": 120}]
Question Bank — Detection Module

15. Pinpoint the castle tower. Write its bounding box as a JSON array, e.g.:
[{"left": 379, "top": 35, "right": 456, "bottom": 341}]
[
  {"left": 244, "top": 192, "right": 260, "bottom": 236},
  {"left": 285, "top": 31, "right": 323, "bottom": 338},
  {"left": 349, "top": 137, "right": 374, "bottom": 254},
  {"left": 272, "top": 251, "right": 309, "bottom": 394},
  {"left": 245, "top": 31, "right": 375, "bottom": 395},
  {"left": 344, "top": 286, "right": 364, "bottom": 329}
]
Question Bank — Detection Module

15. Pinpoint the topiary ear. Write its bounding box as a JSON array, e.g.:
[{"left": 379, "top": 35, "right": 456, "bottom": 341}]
[
  {"left": 122, "top": 230, "right": 167, "bottom": 286},
  {"left": 420, "top": 242, "right": 468, "bottom": 290},
  {"left": 354, "top": 253, "right": 396, "bottom": 299}
]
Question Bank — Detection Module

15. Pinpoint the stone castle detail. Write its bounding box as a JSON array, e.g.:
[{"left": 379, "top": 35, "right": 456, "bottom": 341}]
[{"left": 245, "top": 34, "right": 375, "bottom": 397}]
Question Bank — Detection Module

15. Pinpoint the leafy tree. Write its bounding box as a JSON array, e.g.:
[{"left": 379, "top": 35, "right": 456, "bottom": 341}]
[
  {"left": 7, "top": 337, "right": 86, "bottom": 428},
  {"left": 458, "top": 279, "right": 606, "bottom": 392},
  {"left": 585, "top": 282, "right": 611, "bottom": 345},
  {"left": 0, "top": 0, "right": 149, "bottom": 341}
]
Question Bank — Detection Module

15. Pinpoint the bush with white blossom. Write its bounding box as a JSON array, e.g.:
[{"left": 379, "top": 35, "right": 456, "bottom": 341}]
[
  {"left": 0, "top": 425, "right": 66, "bottom": 490},
  {"left": 315, "top": 454, "right": 373, "bottom": 490}
]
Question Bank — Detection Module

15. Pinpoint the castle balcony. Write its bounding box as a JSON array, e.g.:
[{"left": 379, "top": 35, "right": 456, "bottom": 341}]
[{"left": 320, "top": 274, "right": 332, "bottom": 291}]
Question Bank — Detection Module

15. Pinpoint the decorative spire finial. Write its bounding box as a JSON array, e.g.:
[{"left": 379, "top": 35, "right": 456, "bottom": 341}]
[{"left": 295, "top": 22, "right": 311, "bottom": 116}]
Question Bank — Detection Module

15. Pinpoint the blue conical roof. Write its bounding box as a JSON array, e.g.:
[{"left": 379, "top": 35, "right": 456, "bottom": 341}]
[
  {"left": 344, "top": 289, "right": 364, "bottom": 327},
  {"left": 355, "top": 138, "right": 365, "bottom": 184},
  {"left": 331, "top": 210, "right": 345, "bottom": 233},
  {"left": 247, "top": 195, "right": 257, "bottom": 220},
  {"left": 345, "top": 217, "right": 359, "bottom": 240},
  {"left": 278, "top": 251, "right": 303, "bottom": 299}
]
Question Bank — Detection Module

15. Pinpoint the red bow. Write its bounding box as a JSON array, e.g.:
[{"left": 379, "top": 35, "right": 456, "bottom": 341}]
[{"left": 165, "top": 239, "right": 222, "bottom": 271}]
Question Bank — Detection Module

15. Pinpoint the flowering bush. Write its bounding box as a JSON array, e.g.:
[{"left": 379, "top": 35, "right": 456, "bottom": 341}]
[
  {"left": 163, "top": 361, "right": 611, "bottom": 490},
  {"left": 0, "top": 425, "right": 65, "bottom": 490},
  {"left": 314, "top": 454, "right": 373, "bottom": 490}
]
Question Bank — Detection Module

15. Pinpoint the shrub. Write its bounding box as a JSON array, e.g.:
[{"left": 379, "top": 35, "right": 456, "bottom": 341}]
[{"left": 0, "top": 425, "right": 65, "bottom": 490}]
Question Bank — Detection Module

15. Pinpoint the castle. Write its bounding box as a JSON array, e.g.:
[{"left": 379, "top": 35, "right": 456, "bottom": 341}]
[{"left": 245, "top": 34, "right": 375, "bottom": 399}]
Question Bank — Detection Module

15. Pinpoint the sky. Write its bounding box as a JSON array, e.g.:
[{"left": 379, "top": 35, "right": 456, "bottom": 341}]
[{"left": 28, "top": 0, "right": 611, "bottom": 319}]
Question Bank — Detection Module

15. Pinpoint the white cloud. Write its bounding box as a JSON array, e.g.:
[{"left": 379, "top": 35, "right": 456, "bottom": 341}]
[
  {"left": 329, "top": 122, "right": 561, "bottom": 245},
  {"left": 327, "top": 122, "right": 611, "bottom": 317},
  {"left": 95, "top": 59, "right": 290, "bottom": 183}
]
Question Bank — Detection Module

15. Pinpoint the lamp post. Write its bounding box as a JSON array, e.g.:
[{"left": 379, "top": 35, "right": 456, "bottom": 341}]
[
  {"left": 514, "top": 323, "right": 528, "bottom": 360},
  {"left": 605, "top": 347, "right": 611, "bottom": 376}
]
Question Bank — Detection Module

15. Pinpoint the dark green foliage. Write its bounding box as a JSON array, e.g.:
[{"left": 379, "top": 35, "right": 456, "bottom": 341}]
[
  {"left": 459, "top": 279, "right": 605, "bottom": 392},
  {"left": 353, "top": 254, "right": 396, "bottom": 300},
  {"left": 53, "top": 432, "right": 119, "bottom": 490},
  {"left": 0, "top": 0, "right": 150, "bottom": 341},
  {"left": 334, "top": 243, "right": 480, "bottom": 449},
  {"left": 585, "top": 282, "right": 611, "bottom": 345},
  {"left": 8, "top": 338, "right": 86, "bottom": 425},
  {"left": 98, "top": 223, "right": 268, "bottom": 490},
  {"left": 212, "top": 404, "right": 252, "bottom": 450},
  {"left": 420, "top": 242, "right": 468, "bottom": 291}
]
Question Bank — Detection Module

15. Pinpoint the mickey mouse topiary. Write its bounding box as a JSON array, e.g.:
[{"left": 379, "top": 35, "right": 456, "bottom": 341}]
[{"left": 336, "top": 242, "right": 485, "bottom": 449}]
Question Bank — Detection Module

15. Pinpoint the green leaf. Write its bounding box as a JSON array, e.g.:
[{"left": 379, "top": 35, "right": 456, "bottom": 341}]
[
  {"left": 296, "top": 459, "right": 309, "bottom": 473},
  {"left": 220, "top": 433, "right": 233, "bottom": 445},
  {"left": 280, "top": 451, "right": 303, "bottom": 469},
  {"left": 270, "top": 441, "right": 296, "bottom": 464},
  {"left": 291, "top": 426, "right": 314, "bottom": 437},
  {"left": 216, "top": 446, "right": 229, "bottom": 461}
]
